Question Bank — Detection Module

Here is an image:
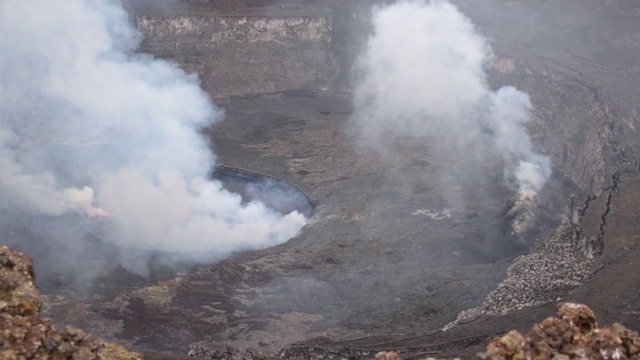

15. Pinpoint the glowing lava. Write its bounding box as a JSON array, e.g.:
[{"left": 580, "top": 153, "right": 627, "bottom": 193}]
[{"left": 87, "top": 207, "right": 111, "bottom": 219}]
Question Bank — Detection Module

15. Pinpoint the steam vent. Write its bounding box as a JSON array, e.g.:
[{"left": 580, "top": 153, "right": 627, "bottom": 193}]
[{"left": 2, "top": 0, "right": 640, "bottom": 359}]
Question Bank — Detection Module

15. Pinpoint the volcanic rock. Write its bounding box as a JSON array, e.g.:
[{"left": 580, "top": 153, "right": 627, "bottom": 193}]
[
  {"left": 0, "top": 245, "right": 42, "bottom": 317},
  {"left": 10, "top": 0, "right": 640, "bottom": 358},
  {"left": 479, "top": 303, "right": 640, "bottom": 359},
  {"left": 0, "top": 246, "right": 141, "bottom": 360}
]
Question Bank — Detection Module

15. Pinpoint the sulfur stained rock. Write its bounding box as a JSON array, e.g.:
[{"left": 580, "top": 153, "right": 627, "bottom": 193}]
[
  {"left": 0, "top": 246, "right": 42, "bottom": 317},
  {"left": 612, "top": 323, "right": 640, "bottom": 357},
  {"left": 557, "top": 302, "right": 597, "bottom": 334},
  {"left": 479, "top": 303, "right": 640, "bottom": 360},
  {"left": 484, "top": 331, "right": 527, "bottom": 359},
  {"left": 0, "top": 246, "right": 141, "bottom": 360}
]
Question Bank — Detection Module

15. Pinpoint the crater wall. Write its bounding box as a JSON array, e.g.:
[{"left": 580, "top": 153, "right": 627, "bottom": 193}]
[
  {"left": 127, "top": 3, "right": 335, "bottom": 96},
  {"left": 127, "top": 0, "right": 640, "bottom": 197}
]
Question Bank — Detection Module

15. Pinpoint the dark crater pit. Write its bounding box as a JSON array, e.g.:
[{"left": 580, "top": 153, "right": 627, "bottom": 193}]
[{"left": 211, "top": 165, "right": 314, "bottom": 219}]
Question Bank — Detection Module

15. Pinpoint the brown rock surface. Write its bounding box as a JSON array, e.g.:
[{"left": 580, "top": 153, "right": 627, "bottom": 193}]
[
  {"left": 479, "top": 303, "right": 640, "bottom": 359},
  {"left": 0, "top": 246, "right": 141, "bottom": 360},
  {"left": 0, "top": 245, "right": 42, "bottom": 317}
]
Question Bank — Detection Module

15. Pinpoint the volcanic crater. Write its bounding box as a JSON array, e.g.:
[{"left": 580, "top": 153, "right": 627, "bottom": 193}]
[{"left": 8, "top": 0, "right": 640, "bottom": 359}]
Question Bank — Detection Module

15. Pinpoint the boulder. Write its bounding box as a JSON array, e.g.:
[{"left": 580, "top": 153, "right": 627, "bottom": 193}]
[
  {"left": 479, "top": 302, "right": 640, "bottom": 359},
  {"left": 0, "top": 246, "right": 141, "bottom": 360}
]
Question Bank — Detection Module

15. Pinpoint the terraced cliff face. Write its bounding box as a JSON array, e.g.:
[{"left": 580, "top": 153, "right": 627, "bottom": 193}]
[
  {"left": 129, "top": 4, "right": 334, "bottom": 95},
  {"left": 39, "top": 1, "right": 640, "bottom": 359},
  {"left": 127, "top": 0, "right": 640, "bottom": 195}
]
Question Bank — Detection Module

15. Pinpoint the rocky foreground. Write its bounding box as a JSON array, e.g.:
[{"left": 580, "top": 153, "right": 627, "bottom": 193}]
[
  {"left": 3, "top": 245, "right": 640, "bottom": 359},
  {"left": 479, "top": 302, "right": 640, "bottom": 359},
  {"left": 376, "top": 302, "right": 640, "bottom": 360},
  {"left": 0, "top": 246, "right": 141, "bottom": 359}
]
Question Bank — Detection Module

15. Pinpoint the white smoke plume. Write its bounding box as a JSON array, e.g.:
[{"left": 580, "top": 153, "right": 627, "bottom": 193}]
[
  {"left": 0, "top": 0, "right": 306, "bottom": 279},
  {"left": 350, "top": 0, "right": 550, "bottom": 195}
]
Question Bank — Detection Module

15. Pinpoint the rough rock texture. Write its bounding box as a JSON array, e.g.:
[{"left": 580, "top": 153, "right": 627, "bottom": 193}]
[
  {"left": 125, "top": 1, "right": 335, "bottom": 96},
  {"left": 0, "top": 245, "right": 42, "bottom": 318},
  {"left": 479, "top": 303, "right": 640, "bottom": 359},
  {"left": 443, "top": 222, "right": 595, "bottom": 329},
  {"left": 0, "top": 246, "right": 141, "bottom": 360}
]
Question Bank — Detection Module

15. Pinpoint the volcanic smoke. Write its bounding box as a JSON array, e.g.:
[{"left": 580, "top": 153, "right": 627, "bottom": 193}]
[
  {"left": 0, "top": 0, "right": 306, "bottom": 279},
  {"left": 350, "top": 0, "right": 551, "bottom": 197}
]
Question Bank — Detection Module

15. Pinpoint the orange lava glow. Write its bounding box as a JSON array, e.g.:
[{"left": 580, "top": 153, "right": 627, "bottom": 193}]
[{"left": 87, "top": 208, "right": 112, "bottom": 219}]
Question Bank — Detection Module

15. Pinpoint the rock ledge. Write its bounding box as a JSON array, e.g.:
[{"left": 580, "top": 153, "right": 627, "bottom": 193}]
[{"left": 0, "top": 246, "right": 141, "bottom": 360}]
